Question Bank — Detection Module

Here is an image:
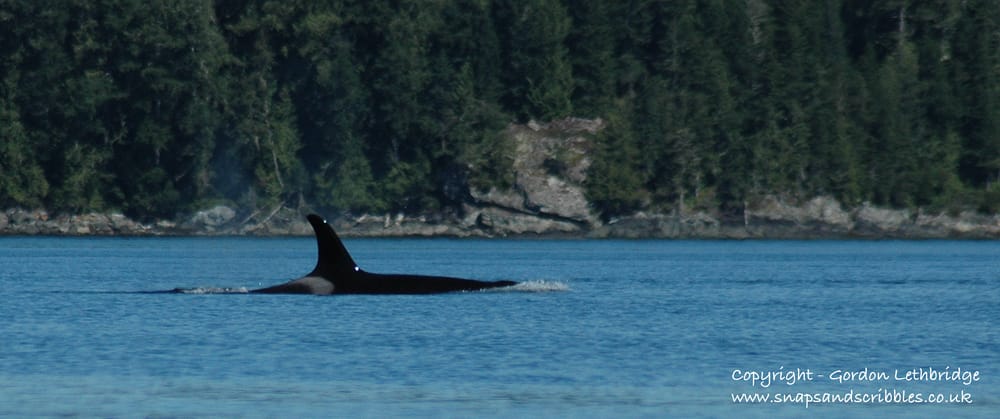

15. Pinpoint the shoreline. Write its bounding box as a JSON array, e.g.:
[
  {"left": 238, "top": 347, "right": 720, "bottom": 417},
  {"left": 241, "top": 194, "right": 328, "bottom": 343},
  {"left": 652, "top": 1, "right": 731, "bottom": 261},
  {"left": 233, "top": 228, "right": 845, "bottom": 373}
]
[
  {"left": 3, "top": 200, "right": 999, "bottom": 239},
  {"left": 7, "top": 119, "right": 998, "bottom": 240}
]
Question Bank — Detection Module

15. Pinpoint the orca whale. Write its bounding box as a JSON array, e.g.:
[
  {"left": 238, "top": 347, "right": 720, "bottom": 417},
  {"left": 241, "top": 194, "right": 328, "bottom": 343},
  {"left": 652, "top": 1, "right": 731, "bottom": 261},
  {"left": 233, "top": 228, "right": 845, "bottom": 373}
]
[{"left": 251, "top": 214, "right": 517, "bottom": 294}]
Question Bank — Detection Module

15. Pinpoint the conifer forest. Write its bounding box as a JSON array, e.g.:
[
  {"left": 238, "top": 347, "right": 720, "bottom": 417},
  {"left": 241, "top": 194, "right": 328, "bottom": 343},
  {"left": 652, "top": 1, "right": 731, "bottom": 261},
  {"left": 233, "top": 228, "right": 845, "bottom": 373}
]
[{"left": 1, "top": 0, "right": 998, "bottom": 220}]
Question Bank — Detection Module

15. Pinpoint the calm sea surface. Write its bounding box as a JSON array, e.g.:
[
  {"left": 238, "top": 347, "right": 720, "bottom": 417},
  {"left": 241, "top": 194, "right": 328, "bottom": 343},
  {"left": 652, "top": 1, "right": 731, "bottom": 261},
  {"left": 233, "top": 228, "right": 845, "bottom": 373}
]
[{"left": 1, "top": 237, "right": 998, "bottom": 417}]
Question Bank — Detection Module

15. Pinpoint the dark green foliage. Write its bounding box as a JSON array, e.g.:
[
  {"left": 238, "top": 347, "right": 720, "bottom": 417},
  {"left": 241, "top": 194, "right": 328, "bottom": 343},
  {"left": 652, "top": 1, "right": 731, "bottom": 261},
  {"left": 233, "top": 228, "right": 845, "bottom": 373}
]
[
  {"left": 587, "top": 107, "right": 646, "bottom": 218},
  {"left": 565, "top": 0, "right": 615, "bottom": 117},
  {"left": 952, "top": 0, "right": 1000, "bottom": 189},
  {"left": 0, "top": 90, "right": 48, "bottom": 207},
  {"left": 494, "top": 0, "right": 574, "bottom": 121},
  {"left": 0, "top": 0, "right": 998, "bottom": 219}
]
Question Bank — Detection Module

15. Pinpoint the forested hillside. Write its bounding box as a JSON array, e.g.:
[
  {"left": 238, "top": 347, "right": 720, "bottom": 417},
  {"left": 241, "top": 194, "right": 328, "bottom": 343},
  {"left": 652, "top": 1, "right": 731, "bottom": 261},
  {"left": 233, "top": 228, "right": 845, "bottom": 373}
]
[{"left": 1, "top": 0, "right": 998, "bottom": 220}]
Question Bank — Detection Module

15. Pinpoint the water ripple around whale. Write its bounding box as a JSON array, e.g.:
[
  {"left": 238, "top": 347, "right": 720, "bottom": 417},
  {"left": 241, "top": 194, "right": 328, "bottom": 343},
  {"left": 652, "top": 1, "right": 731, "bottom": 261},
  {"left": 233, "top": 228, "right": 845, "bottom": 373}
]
[
  {"left": 170, "top": 281, "right": 568, "bottom": 294},
  {"left": 489, "top": 280, "right": 570, "bottom": 293}
]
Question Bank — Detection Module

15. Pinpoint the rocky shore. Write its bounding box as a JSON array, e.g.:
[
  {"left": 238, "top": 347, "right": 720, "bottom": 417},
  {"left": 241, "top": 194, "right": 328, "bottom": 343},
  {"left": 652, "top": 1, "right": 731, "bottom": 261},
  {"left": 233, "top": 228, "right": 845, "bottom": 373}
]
[
  {"left": 4, "top": 118, "right": 999, "bottom": 239},
  {"left": 3, "top": 198, "right": 1000, "bottom": 239}
]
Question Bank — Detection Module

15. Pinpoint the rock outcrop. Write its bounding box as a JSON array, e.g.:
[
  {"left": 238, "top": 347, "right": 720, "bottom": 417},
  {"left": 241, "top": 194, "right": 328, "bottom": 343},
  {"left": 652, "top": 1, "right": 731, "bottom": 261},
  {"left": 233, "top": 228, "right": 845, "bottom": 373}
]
[
  {"left": 463, "top": 117, "right": 602, "bottom": 235},
  {"left": 183, "top": 205, "right": 236, "bottom": 232},
  {"left": 592, "top": 211, "right": 726, "bottom": 239},
  {"left": 592, "top": 196, "right": 1000, "bottom": 239},
  {"left": 1, "top": 209, "right": 151, "bottom": 235}
]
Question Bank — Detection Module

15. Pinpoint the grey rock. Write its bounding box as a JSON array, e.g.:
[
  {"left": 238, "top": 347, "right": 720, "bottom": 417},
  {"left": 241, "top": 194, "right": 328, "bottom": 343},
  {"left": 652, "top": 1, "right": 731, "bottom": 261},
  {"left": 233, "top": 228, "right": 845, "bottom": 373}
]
[
  {"left": 473, "top": 206, "right": 582, "bottom": 236},
  {"left": 595, "top": 212, "right": 725, "bottom": 238},
  {"left": 236, "top": 207, "right": 310, "bottom": 236},
  {"left": 853, "top": 203, "right": 911, "bottom": 234},
  {"left": 8, "top": 208, "right": 42, "bottom": 225},
  {"left": 470, "top": 187, "right": 525, "bottom": 212},
  {"left": 78, "top": 213, "right": 112, "bottom": 235},
  {"left": 745, "top": 195, "right": 852, "bottom": 236},
  {"left": 914, "top": 211, "right": 1000, "bottom": 238},
  {"left": 469, "top": 118, "right": 600, "bottom": 230},
  {"left": 187, "top": 205, "right": 236, "bottom": 229}
]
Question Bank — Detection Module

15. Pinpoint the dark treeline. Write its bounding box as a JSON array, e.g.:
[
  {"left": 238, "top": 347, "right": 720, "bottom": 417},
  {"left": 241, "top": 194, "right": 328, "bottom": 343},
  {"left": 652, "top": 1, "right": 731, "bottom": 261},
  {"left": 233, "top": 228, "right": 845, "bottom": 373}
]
[{"left": 1, "top": 0, "right": 998, "bottom": 220}]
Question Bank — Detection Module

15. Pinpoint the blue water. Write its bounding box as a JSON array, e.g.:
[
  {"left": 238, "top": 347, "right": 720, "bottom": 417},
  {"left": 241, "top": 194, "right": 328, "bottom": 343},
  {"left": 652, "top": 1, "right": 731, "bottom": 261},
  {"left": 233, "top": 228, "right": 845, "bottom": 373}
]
[{"left": 1, "top": 238, "right": 998, "bottom": 417}]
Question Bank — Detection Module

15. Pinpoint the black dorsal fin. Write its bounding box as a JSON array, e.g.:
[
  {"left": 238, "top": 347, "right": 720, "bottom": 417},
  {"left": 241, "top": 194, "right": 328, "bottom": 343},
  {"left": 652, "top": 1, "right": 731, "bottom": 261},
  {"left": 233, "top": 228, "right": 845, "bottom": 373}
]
[{"left": 306, "top": 214, "right": 360, "bottom": 277}]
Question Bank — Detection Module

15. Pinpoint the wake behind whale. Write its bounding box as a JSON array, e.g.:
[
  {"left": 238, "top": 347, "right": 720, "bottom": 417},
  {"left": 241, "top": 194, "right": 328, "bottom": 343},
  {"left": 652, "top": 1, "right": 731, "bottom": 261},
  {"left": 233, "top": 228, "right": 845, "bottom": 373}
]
[
  {"left": 170, "top": 287, "right": 250, "bottom": 294},
  {"left": 170, "top": 280, "right": 568, "bottom": 295}
]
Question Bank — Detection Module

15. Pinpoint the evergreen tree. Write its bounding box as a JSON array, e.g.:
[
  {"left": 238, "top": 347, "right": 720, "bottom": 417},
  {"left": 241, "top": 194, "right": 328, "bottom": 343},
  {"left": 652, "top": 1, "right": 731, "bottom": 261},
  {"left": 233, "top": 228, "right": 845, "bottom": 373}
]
[
  {"left": 803, "top": 0, "right": 863, "bottom": 203},
  {"left": 909, "top": 0, "right": 964, "bottom": 208},
  {"left": 425, "top": 0, "right": 512, "bottom": 194},
  {"left": 285, "top": 4, "right": 378, "bottom": 212},
  {"left": 606, "top": 0, "right": 654, "bottom": 98},
  {"left": 952, "top": 0, "right": 1000, "bottom": 190},
  {"left": 432, "top": 0, "right": 504, "bottom": 103},
  {"left": 0, "top": 84, "right": 48, "bottom": 207},
  {"left": 0, "top": 1, "right": 49, "bottom": 207},
  {"left": 870, "top": 40, "right": 922, "bottom": 206},
  {"left": 218, "top": 0, "right": 305, "bottom": 210},
  {"left": 444, "top": 64, "right": 513, "bottom": 192},
  {"left": 566, "top": 0, "right": 615, "bottom": 118},
  {"left": 640, "top": 0, "right": 746, "bottom": 212},
  {"left": 10, "top": 0, "right": 119, "bottom": 213},
  {"left": 495, "top": 0, "right": 574, "bottom": 121},
  {"left": 1, "top": 0, "right": 999, "bottom": 221},
  {"left": 746, "top": 0, "right": 814, "bottom": 197},
  {"left": 98, "top": 0, "right": 230, "bottom": 217},
  {"left": 587, "top": 106, "right": 646, "bottom": 218},
  {"left": 347, "top": 0, "right": 441, "bottom": 211}
]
